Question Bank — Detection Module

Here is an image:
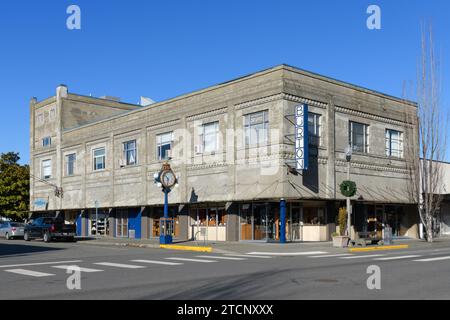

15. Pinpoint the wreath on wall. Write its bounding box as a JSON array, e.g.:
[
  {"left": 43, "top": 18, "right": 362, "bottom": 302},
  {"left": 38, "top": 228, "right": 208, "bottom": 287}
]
[{"left": 340, "top": 180, "right": 357, "bottom": 197}]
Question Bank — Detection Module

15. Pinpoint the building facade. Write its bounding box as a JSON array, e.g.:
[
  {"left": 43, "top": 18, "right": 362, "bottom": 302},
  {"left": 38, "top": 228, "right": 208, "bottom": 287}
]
[{"left": 29, "top": 65, "right": 420, "bottom": 242}]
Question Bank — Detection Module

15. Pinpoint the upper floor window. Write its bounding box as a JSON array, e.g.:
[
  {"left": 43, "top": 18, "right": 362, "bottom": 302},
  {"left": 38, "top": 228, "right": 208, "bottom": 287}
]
[
  {"left": 349, "top": 121, "right": 369, "bottom": 153},
  {"left": 66, "top": 153, "right": 76, "bottom": 176},
  {"left": 308, "top": 112, "right": 321, "bottom": 146},
  {"left": 244, "top": 110, "right": 269, "bottom": 146},
  {"left": 157, "top": 132, "right": 173, "bottom": 161},
  {"left": 93, "top": 148, "right": 106, "bottom": 171},
  {"left": 42, "top": 137, "right": 52, "bottom": 147},
  {"left": 199, "top": 122, "right": 219, "bottom": 153},
  {"left": 42, "top": 159, "right": 52, "bottom": 180},
  {"left": 386, "top": 129, "right": 403, "bottom": 158},
  {"left": 123, "top": 140, "right": 137, "bottom": 166}
]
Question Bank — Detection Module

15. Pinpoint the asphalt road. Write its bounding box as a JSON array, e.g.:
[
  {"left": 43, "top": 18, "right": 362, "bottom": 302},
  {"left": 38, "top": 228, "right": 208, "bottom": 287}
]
[{"left": 1, "top": 239, "right": 450, "bottom": 300}]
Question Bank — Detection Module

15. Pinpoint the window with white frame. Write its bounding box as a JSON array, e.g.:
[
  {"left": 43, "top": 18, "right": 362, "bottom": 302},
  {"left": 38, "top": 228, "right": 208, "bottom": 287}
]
[
  {"left": 42, "top": 137, "right": 51, "bottom": 147},
  {"left": 308, "top": 112, "right": 321, "bottom": 146},
  {"left": 93, "top": 148, "right": 106, "bottom": 171},
  {"left": 66, "top": 153, "right": 76, "bottom": 176},
  {"left": 123, "top": 140, "right": 137, "bottom": 166},
  {"left": 349, "top": 121, "right": 369, "bottom": 153},
  {"left": 199, "top": 122, "right": 219, "bottom": 153},
  {"left": 386, "top": 129, "right": 403, "bottom": 158},
  {"left": 42, "top": 159, "right": 52, "bottom": 180},
  {"left": 156, "top": 132, "right": 173, "bottom": 160},
  {"left": 244, "top": 110, "right": 269, "bottom": 146}
]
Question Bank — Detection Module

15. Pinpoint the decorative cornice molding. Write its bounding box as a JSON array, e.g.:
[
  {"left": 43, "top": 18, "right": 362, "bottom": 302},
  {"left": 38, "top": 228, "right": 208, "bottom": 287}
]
[
  {"left": 147, "top": 119, "right": 181, "bottom": 131},
  {"left": 335, "top": 159, "right": 409, "bottom": 174},
  {"left": 282, "top": 93, "right": 328, "bottom": 109},
  {"left": 335, "top": 106, "right": 413, "bottom": 127},
  {"left": 234, "top": 94, "right": 283, "bottom": 110},
  {"left": 186, "top": 107, "right": 228, "bottom": 121},
  {"left": 187, "top": 162, "right": 228, "bottom": 172}
]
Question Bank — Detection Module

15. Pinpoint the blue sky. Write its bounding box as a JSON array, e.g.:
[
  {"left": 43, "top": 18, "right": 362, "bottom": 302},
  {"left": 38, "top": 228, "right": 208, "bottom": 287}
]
[{"left": 0, "top": 0, "right": 448, "bottom": 164}]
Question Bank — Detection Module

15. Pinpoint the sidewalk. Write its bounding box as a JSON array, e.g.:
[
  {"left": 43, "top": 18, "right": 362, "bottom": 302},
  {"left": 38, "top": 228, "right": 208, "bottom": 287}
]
[{"left": 75, "top": 236, "right": 443, "bottom": 254}]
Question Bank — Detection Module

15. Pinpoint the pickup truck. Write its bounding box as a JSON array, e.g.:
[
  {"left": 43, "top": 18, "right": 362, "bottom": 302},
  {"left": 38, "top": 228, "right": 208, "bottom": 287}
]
[{"left": 24, "top": 217, "right": 77, "bottom": 243}]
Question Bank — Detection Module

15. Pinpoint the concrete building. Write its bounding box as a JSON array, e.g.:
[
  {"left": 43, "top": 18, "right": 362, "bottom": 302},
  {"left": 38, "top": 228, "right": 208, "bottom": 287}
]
[{"left": 29, "top": 65, "right": 420, "bottom": 242}]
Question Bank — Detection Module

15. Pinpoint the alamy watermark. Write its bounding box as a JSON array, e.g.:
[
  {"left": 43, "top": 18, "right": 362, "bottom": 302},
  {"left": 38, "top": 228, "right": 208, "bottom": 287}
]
[
  {"left": 67, "top": 5, "right": 81, "bottom": 30},
  {"left": 366, "top": 5, "right": 381, "bottom": 30},
  {"left": 66, "top": 266, "right": 82, "bottom": 290},
  {"left": 366, "top": 265, "right": 381, "bottom": 290}
]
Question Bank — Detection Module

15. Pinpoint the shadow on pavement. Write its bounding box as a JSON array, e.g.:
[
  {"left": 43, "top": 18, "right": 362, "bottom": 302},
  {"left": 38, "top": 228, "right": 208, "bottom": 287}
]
[{"left": 0, "top": 242, "right": 63, "bottom": 258}]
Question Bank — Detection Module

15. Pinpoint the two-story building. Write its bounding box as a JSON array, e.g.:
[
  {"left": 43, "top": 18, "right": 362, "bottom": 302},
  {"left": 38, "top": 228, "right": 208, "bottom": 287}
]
[{"left": 29, "top": 65, "right": 420, "bottom": 242}]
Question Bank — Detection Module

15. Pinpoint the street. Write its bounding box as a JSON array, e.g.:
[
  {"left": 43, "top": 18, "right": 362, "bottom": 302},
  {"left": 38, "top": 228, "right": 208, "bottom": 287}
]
[{"left": 1, "top": 239, "right": 450, "bottom": 300}]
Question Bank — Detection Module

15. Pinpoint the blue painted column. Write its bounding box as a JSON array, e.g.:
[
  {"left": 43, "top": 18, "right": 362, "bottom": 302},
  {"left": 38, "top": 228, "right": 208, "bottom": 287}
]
[
  {"left": 160, "top": 188, "right": 173, "bottom": 244},
  {"left": 280, "top": 199, "right": 287, "bottom": 243}
]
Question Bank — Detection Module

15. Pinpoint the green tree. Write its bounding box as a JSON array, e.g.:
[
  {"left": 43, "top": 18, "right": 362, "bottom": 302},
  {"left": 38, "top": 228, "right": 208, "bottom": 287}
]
[{"left": 0, "top": 152, "right": 30, "bottom": 221}]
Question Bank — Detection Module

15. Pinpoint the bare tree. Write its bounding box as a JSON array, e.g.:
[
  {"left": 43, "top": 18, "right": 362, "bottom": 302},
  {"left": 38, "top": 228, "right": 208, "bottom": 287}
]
[{"left": 406, "top": 23, "right": 448, "bottom": 242}]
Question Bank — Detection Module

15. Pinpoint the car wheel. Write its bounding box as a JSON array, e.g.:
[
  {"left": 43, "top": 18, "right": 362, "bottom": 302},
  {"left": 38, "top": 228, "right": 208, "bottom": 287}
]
[
  {"left": 24, "top": 232, "right": 31, "bottom": 241},
  {"left": 5, "top": 233, "right": 10, "bottom": 240},
  {"left": 43, "top": 232, "right": 51, "bottom": 243}
]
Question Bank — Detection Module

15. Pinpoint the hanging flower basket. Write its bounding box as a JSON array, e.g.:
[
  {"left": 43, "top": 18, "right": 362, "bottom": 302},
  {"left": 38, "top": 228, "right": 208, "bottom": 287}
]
[{"left": 340, "top": 180, "right": 357, "bottom": 197}]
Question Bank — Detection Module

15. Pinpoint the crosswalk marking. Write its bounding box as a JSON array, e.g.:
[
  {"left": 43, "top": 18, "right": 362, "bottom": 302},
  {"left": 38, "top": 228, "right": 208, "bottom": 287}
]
[
  {"left": 52, "top": 265, "right": 103, "bottom": 273},
  {"left": 413, "top": 256, "right": 450, "bottom": 262},
  {"left": 247, "top": 251, "right": 327, "bottom": 256},
  {"left": 94, "top": 262, "right": 146, "bottom": 269},
  {"left": 166, "top": 257, "right": 217, "bottom": 263},
  {"left": 340, "top": 254, "right": 386, "bottom": 260},
  {"left": 309, "top": 254, "right": 354, "bottom": 258},
  {"left": 5, "top": 269, "right": 55, "bottom": 277},
  {"left": 132, "top": 260, "right": 184, "bottom": 266},
  {"left": 374, "top": 255, "right": 422, "bottom": 261},
  {"left": 0, "top": 260, "right": 82, "bottom": 269},
  {"left": 225, "top": 254, "right": 272, "bottom": 259},
  {"left": 196, "top": 255, "right": 246, "bottom": 261}
]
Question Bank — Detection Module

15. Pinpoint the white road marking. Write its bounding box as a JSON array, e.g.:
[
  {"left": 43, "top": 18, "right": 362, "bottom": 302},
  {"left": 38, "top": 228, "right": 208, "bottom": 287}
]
[
  {"left": 196, "top": 255, "right": 246, "bottom": 261},
  {"left": 374, "top": 255, "right": 422, "bottom": 261},
  {"left": 413, "top": 256, "right": 450, "bottom": 262},
  {"left": 5, "top": 269, "right": 55, "bottom": 277},
  {"left": 309, "top": 254, "right": 354, "bottom": 258},
  {"left": 339, "top": 254, "right": 386, "bottom": 259},
  {"left": 247, "top": 251, "right": 328, "bottom": 256},
  {"left": 0, "top": 260, "right": 82, "bottom": 269},
  {"left": 94, "top": 262, "right": 146, "bottom": 269},
  {"left": 225, "top": 254, "right": 272, "bottom": 259},
  {"left": 166, "top": 257, "right": 217, "bottom": 263},
  {"left": 132, "top": 260, "right": 184, "bottom": 266},
  {"left": 52, "top": 265, "right": 103, "bottom": 273}
]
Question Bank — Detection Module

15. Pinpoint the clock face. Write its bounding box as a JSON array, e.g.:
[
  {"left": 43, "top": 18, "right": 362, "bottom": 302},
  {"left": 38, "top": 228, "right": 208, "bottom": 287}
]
[{"left": 161, "top": 170, "right": 176, "bottom": 188}]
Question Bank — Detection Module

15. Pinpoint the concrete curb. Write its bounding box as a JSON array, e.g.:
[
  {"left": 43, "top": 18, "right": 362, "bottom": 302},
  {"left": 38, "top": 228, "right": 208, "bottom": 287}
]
[
  {"left": 160, "top": 245, "right": 212, "bottom": 253},
  {"left": 349, "top": 244, "right": 409, "bottom": 252}
]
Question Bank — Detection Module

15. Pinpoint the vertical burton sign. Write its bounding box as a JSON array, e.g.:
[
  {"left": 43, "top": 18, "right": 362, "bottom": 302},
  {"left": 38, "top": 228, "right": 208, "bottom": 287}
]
[{"left": 295, "top": 104, "right": 309, "bottom": 170}]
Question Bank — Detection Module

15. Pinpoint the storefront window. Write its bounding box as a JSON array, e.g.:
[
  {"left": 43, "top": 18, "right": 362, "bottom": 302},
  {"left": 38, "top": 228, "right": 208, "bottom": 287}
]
[{"left": 303, "top": 207, "right": 326, "bottom": 225}]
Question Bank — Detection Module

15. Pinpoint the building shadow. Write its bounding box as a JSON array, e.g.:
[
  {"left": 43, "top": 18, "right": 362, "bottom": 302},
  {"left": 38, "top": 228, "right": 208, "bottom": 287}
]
[{"left": 0, "top": 242, "right": 63, "bottom": 258}]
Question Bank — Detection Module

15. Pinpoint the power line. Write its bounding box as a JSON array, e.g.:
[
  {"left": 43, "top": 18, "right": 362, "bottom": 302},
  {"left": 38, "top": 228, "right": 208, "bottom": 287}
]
[{"left": 29, "top": 173, "right": 64, "bottom": 198}]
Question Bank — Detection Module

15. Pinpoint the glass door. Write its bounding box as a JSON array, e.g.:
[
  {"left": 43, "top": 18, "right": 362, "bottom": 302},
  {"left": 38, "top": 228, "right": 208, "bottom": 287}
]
[
  {"left": 240, "top": 204, "right": 253, "bottom": 240},
  {"left": 253, "top": 204, "right": 268, "bottom": 241}
]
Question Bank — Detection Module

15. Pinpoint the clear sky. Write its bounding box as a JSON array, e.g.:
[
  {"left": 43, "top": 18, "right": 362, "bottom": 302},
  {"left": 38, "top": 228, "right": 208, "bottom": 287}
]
[{"left": 0, "top": 0, "right": 448, "bottom": 164}]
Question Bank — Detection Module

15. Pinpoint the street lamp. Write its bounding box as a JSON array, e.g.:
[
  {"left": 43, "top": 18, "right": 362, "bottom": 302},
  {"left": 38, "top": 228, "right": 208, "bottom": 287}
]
[{"left": 345, "top": 145, "right": 352, "bottom": 239}]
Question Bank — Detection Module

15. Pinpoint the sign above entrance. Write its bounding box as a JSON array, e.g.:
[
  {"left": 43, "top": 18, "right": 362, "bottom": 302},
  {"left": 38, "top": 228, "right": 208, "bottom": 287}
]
[
  {"left": 295, "top": 104, "right": 309, "bottom": 171},
  {"left": 33, "top": 198, "right": 48, "bottom": 210}
]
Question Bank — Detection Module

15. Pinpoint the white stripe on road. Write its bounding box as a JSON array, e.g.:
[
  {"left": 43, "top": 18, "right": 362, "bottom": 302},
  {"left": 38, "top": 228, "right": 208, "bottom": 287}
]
[
  {"left": 132, "top": 260, "right": 184, "bottom": 266},
  {"left": 5, "top": 269, "right": 55, "bottom": 277},
  {"left": 339, "top": 254, "right": 386, "bottom": 260},
  {"left": 374, "top": 255, "right": 422, "bottom": 261},
  {"left": 52, "top": 265, "right": 103, "bottom": 273},
  {"left": 0, "top": 260, "right": 82, "bottom": 269},
  {"left": 247, "top": 251, "right": 328, "bottom": 256},
  {"left": 94, "top": 262, "right": 146, "bottom": 269},
  {"left": 225, "top": 254, "right": 272, "bottom": 259},
  {"left": 196, "top": 255, "right": 247, "bottom": 261},
  {"left": 166, "top": 257, "right": 217, "bottom": 263},
  {"left": 309, "top": 254, "right": 354, "bottom": 258},
  {"left": 413, "top": 256, "right": 450, "bottom": 262}
]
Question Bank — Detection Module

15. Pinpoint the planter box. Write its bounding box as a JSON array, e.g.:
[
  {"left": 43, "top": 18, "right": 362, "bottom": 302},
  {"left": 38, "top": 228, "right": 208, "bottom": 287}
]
[{"left": 332, "top": 236, "right": 350, "bottom": 248}]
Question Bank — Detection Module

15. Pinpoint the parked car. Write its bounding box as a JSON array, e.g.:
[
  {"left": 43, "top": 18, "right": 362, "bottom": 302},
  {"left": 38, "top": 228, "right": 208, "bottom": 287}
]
[
  {"left": 24, "top": 217, "right": 77, "bottom": 243},
  {"left": 0, "top": 222, "right": 25, "bottom": 240}
]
